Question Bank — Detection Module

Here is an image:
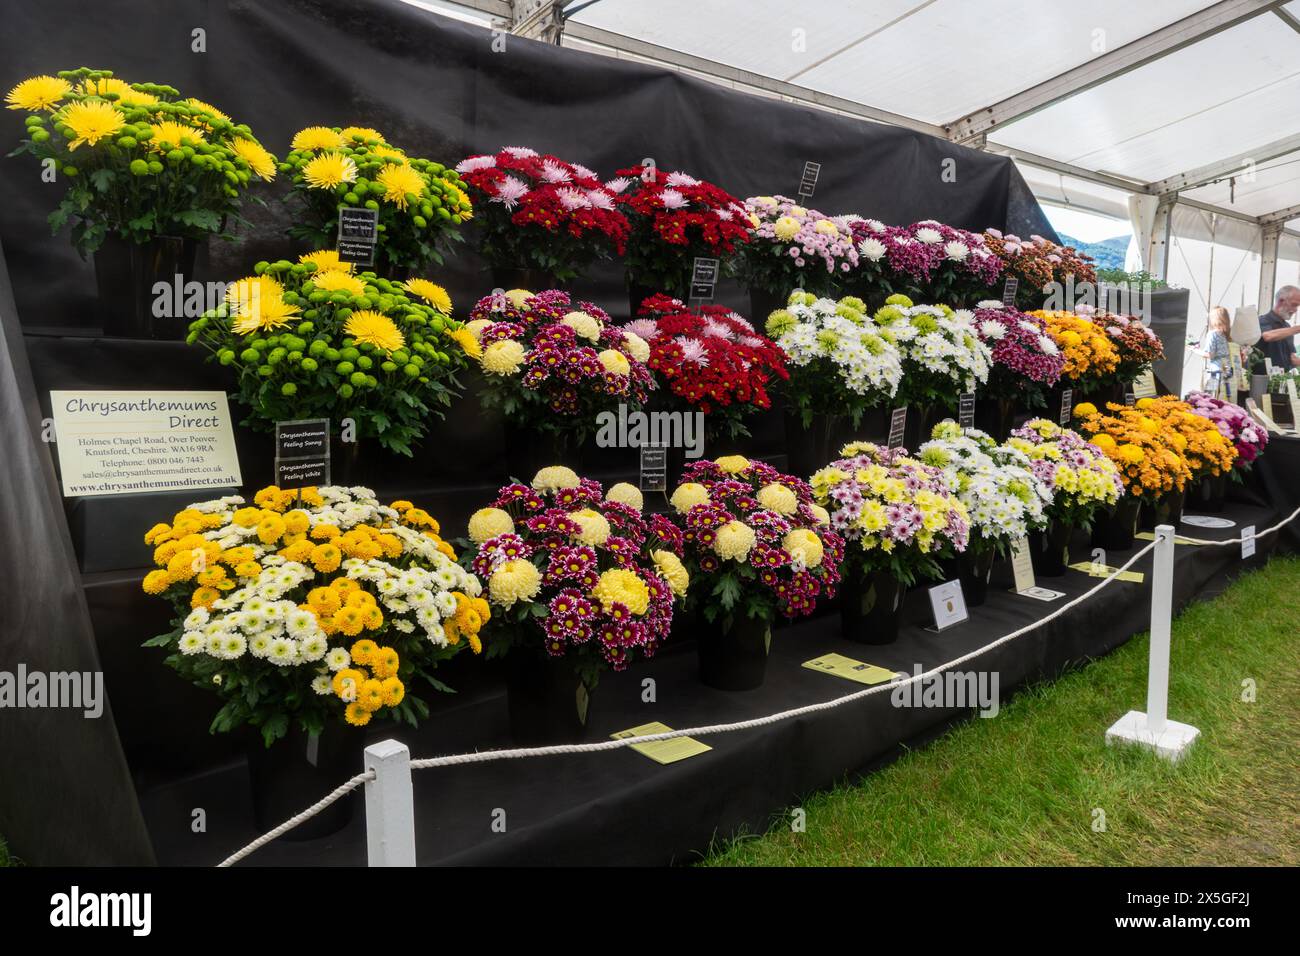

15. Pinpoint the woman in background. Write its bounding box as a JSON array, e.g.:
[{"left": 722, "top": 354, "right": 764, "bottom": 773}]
[{"left": 1198, "top": 306, "right": 1232, "bottom": 396}]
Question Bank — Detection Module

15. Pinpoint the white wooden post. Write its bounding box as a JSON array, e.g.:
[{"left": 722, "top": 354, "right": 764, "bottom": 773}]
[
  {"left": 364, "top": 739, "right": 416, "bottom": 866},
  {"left": 1106, "top": 524, "right": 1200, "bottom": 761}
]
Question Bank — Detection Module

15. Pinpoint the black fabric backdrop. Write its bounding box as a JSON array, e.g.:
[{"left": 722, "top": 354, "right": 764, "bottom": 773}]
[{"left": 0, "top": 0, "right": 1062, "bottom": 865}]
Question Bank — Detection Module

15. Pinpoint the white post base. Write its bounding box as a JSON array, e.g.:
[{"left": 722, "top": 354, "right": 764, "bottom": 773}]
[{"left": 1105, "top": 710, "right": 1200, "bottom": 763}]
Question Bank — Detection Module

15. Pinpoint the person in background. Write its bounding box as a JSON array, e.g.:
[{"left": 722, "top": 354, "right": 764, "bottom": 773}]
[
  {"left": 1255, "top": 285, "right": 1300, "bottom": 372},
  {"left": 1197, "top": 306, "right": 1232, "bottom": 396}
]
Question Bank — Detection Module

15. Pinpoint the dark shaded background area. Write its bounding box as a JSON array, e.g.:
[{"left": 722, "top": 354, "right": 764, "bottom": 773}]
[{"left": 1, "top": 0, "right": 1060, "bottom": 866}]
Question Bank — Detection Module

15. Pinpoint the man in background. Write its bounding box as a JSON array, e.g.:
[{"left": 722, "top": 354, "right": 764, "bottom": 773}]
[{"left": 1254, "top": 285, "right": 1300, "bottom": 372}]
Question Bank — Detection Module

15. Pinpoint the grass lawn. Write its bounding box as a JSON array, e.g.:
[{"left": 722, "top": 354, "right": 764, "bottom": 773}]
[{"left": 703, "top": 556, "right": 1300, "bottom": 867}]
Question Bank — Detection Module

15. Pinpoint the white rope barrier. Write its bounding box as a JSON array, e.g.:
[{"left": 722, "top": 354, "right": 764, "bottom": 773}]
[
  {"left": 213, "top": 498, "right": 1300, "bottom": 864},
  {"left": 216, "top": 771, "right": 373, "bottom": 868}
]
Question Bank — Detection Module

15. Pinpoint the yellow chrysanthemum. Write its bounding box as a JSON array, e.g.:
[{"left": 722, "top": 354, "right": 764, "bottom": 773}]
[
  {"left": 756, "top": 482, "right": 798, "bottom": 515},
  {"left": 592, "top": 568, "right": 651, "bottom": 616},
  {"left": 650, "top": 550, "right": 689, "bottom": 597},
  {"left": 344, "top": 310, "right": 405, "bottom": 353},
  {"left": 302, "top": 151, "right": 358, "bottom": 189},
  {"left": 79, "top": 76, "right": 156, "bottom": 105},
  {"left": 141, "top": 569, "right": 170, "bottom": 595},
  {"left": 340, "top": 126, "right": 384, "bottom": 143},
  {"left": 605, "top": 482, "right": 644, "bottom": 510},
  {"left": 62, "top": 101, "right": 124, "bottom": 149},
  {"left": 468, "top": 507, "right": 514, "bottom": 543},
  {"left": 183, "top": 97, "right": 231, "bottom": 123},
  {"left": 488, "top": 559, "right": 542, "bottom": 608},
  {"left": 149, "top": 120, "right": 205, "bottom": 151},
  {"left": 370, "top": 645, "right": 400, "bottom": 681},
  {"left": 1073, "top": 402, "right": 1098, "bottom": 418},
  {"left": 715, "top": 455, "right": 751, "bottom": 474},
  {"left": 714, "top": 520, "right": 757, "bottom": 562},
  {"left": 344, "top": 701, "right": 372, "bottom": 726},
  {"left": 376, "top": 161, "right": 425, "bottom": 209},
  {"left": 447, "top": 326, "right": 481, "bottom": 360},
  {"left": 226, "top": 275, "right": 300, "bottom": 334},
  {"left": 291, "top": 126, "right": 344, "bottom": 150},
  {"left": 371, "top": 144, "right": 407, "bottom": 162},
  {"left": 403, "top": 278, "right": 452, "bottom": 313},
  {"left": 380, "top": 676, "right": 405, "bottom": 708},
  {"left": 6, "top": 75, "right": 71, "bottom": 111},
  {"left": 782, "top": 528, "right": 824, "bottom": 568},
  {"left": 299, "top": 249, "right": 352, "bottom": 273},
  {"left": 313, "top": 268, "right": 367, "bottom": 297},
  {"left": 597, "top": 349, "right": 630, "bottom": 376},
  {"left": 481, "top": 339, "right": 525, "bottom": 375},
  {"left": 232, "top": 137, "right": 276, "bottom": 181}
]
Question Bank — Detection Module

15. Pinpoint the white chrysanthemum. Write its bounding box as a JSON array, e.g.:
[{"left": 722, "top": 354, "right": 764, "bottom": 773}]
[
  {"left": 944, "top": 240, "right": 969, "bottom": 261},
  {"left": 179, "top": 632, "right": 206, "bottom": 655},
  {"left": 268, "top": 638, "right": 298, "bottom": 665},
  {"left": 858, "top": 238, "right": 886, "bottom": 261},
  {"left": 326, "top": 647, "right": 351, "bottom": 671},
  {"left": 915, "top": 227, "right": 942, "bottom": 244},
  {"left": 300, "top": 634, "right": 328, "bottom": 661},
  {"left": 393, "top": 619, "right": 415, "bottom": 634},
  {"left": 434, "top": 591, "right": 458, "bottom": 616},
  {"left": 311, "top": 674, "right": 333, "bottom": 695},
  {"left": 183, "top": 608, "right": 210, "bottom": 630}
]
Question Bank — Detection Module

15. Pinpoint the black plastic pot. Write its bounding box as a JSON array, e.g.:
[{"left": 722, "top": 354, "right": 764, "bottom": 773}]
[
  {"left": 246, "top": 723, "right": 364, "bottom": 840},
  {"left": 941, "top": 547, "right": 997, "bottom": 607},
  {"left": 696, "top": 612, "right": 771, "bottom": 691},
  {"left": 502, "top": 421, "right": 581, "bottom": 484},
  {"left": 94, "top": 234, "right": 200, "bottom": 339},
  {"left": 1268, "top": 393, "right": 1294, "bottom": 427},
  {"left": 839, "top": 567, "right": 906, "bottom": 645},
  {"left": 1029, "top": 518, "right": 1072, "bottom": 578},
  {"left": 1190, "top": 473, "right": 1227, "bottom": 513},
  {"left": 783, "top": 410, "right": 837, "bottom": 478},
  {"left": 1141, "top": 488, "right": 1185, "bottom": 531},
  {"left": 903, "top": 403, "right": 951, "bottom": 451},
  {"left": 1092, "top": 496, "right": 1142, "bottom": 551},
  {"left": 972, "top": 396, "right": 1019, "bottom": 441},
  {"left": 749, "top": 286, "right": 787, "bottom": 326},
  {"left": 506, "top": 652, "right": 593, "bottom": 746}
]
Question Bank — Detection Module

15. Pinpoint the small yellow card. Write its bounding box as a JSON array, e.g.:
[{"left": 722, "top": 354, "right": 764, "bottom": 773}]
[
  {"left": 802, "top": 653, "right": 897, "bottom": 685},
  {"left": 610, "top": 722, "right": 711, "bottom": 765},
  {"left": 1068, "top": 561, "right": 1145, "bottom": 583},
  {"left": 1134, "top": 531, "right": 1202, "bottom": 546}
]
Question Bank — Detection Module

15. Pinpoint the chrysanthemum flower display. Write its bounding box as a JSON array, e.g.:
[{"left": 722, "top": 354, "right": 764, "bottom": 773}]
[
  {"left": 284, "top": 126, "right": 470, "bottom": 275},
  {"left": 764, "top": 291, "right": 903, "bottom": 428},
  {"left": 187, "top": 253, "right": 477, "bottom": 456},
  {"left": 736, "top": 195, "right": 858, "bottom": 297},
  {"left": 870, "top": 294, "right": 993, "bottom": 408},
  {"left": 627, "top": 294, "right": 787, "bottom": 440},
  {"left": 970, "top": 301, "right": 1065, "bottom": 409},
  {"left": 917, "top": 422, "right": 1051, "bottom": 554},
  {"left": 1184, "top": 391, "right": 1268, "bottom": 467},
  {"left": 1132, "top": 395, "right": 1237, "bottom": 480},
  {"left": 1088, "top": 308, "right": 1165, "bottom": 387},
  {"left": 1072, "top": 401, "right": 1193, "bottom": 502},
  {"left": 140, "top": 485, "right": 487, "bottom": 744},
  {"left": 464, "top": 288, "right": 655, "bottom": 442},
  {"left": 455, "top": 146, "right": 629, "bottom": 281},
  {"left": 848, "top": 218, "right": 1003, "bottom": 307},
  {"left": 983, "top": 230, "right": 1097, "bottom": 310},
  {"left": 810, "top": 442, "right": 968, "bottom": 585},
  {"left": 1034, "top": 309, "right": 1121, "bottom": 387},
  {"left": 611, "top": 163, "right": 752, "bottom": 297},
  {"left": 665, "top": 456, "right": 843, "bottom": 626},
  {"left": 1005, "top": 417, "right": 1125, "bottom": 531},
  {"left": 6, "top": 68, "right": 275, "bottom": 254},
  {"left": 469, "top": 467, "right": 684, "bottom": 686}
]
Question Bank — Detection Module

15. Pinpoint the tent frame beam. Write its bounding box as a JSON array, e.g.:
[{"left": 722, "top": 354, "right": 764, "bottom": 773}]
[
  {"left": 1147, "top": 135, "right": 1300, "bottom": 195},
  {"left": 945, "top": 0, "right": 1284, "bottom": 145}
]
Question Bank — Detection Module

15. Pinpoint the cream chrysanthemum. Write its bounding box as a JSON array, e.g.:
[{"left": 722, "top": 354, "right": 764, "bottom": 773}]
[
  {"left": 597, "top": 349, "right": 630, "bottom": 376},
  {"left": 622, "top": 331, "right": 651, "bottom": 364},
  {"left": 782, "top": 528, "right": 824, "bottom": 568},
  {"left": 569, "top": 509, "right": 611, "bottom": 547},
  {"left": 669, "top": 482, "right": 709, "bottom": 513},
  {"left": 592, "top": 568, "right": 650, "bottom": 616},
  {"left": 756, "top": 482, "right": 798, "bottom": 515},
  {"left": 651, "top": 550, "right": 689, "bottom": 598},
  {"left": 404, "top": 278, "right": 453, "bottom": 314},
  {"left": 714, "top": 520, "right": 757, "bottom": 562},
  {"left": 303, "top": 151, "right": 358, "bottom": 189},
  {"left": 344, "top": 310, "right": 405, "bottom": 353},
  {"left": 605, "top": 482, "right": 644, "bottom": 509},
  {"left": 531, "top": 466, "right": 581, "bottom": 491},
  {"left": 6, "top": 75, "right": 71, "bottom": 111},
  {"left": 561, "top": 311, "right": 601, "bottom": 342},
  {"left": 504, "top": 289, "right": 532, "bottom": 309},
  {"left": 808, "top": 504, "right": 831, "bottom": 526},
  {"left": 481, "top": 339, "right": 525, "bottom": 375},
  {"left": 467, "top": 507, "right": 514, "bottom": 544},
  {"left": 488, "top": 559, "right": 541, "bottom": 608}
]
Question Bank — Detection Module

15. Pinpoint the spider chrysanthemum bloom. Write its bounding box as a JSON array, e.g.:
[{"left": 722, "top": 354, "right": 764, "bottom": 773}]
[
  {"left": 149, "top": 120, "right": 204, "bottom": 151},
  {"left": 80, "top": 76, "right": 157, "bottom": 106},
  {"left": 183, "top": 97, "right": 231, "bottom": 123},
  {"left": 312, "top": 268, "right": 367, "bottom": 297},
  {"left": 291, "top": 126, "right": 343, "bottom": 150},
  {"left": 403, "top": 278, "right": 452, "bottom": 313},
  {"left": 302, "top": 151, "right": 357, "bottom": 189},
  {"left": 6, "top": 75, "right": 71, "bottom": 111},
  {"left": 231, "top": 137, "right": 276, "bottom": 180},
  {"left": 230, "top": 294, "right": 301, "bottom": 335},
  {"left": 340, "top": 125, "right": 384, "bottom": 143},
  {"left": 376, "top": 162, "right": 425, "bottom": 209},
  {"left": 62, "top": 100, "right": 125, "bottom": 149},
  {"left": 300, "top": 249, "right": 352, "bottom": 273},
  {"left": 344, "top": 310, "right": 405, "bottom": 353}
]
